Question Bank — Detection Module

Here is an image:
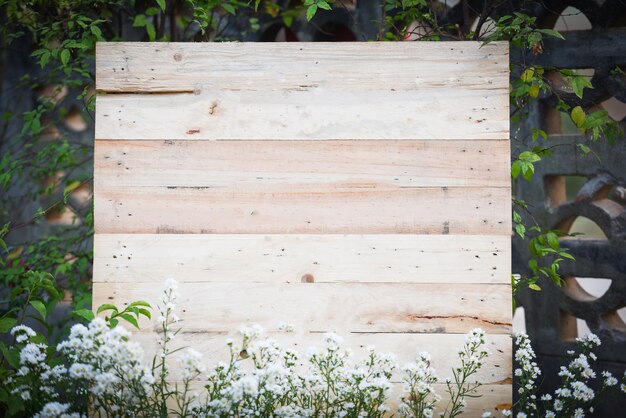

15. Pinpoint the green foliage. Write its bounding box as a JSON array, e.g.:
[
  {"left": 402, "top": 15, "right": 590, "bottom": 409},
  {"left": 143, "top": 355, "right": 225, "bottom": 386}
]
[
  {"left": 383, "top": 0, "right": 437, "bottom": 41},
  {"left": 96, "top": 300, "right": 152, "bottom": 329},
  {"left": 304, "top": 0, "right": 333, "bottom": 21}
]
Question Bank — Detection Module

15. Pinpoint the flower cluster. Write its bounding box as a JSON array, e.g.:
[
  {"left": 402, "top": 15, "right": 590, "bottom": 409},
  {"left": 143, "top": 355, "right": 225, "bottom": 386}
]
[
  {"left": 8, "top": 279, "right": 624, "bottom": 418},
  {"left": 513, "top": 332, "right": 626, "bottom": 417},
  {"left": 398, "top": 351, "right": 440, "bottom": 418}
]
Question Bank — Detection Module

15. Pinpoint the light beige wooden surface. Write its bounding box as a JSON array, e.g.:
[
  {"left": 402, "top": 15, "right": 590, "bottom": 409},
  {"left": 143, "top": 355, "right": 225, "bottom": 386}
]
[
  {"left": 93, "top": 234, "right": 510, "bottom": 284},
  {"left": 95, "top": 139, "right": 510, "bottom": 188},
  {"left": 95, "top": 42, "right": 509, "bottom": 93},
  {"left": 94, "top": 42, "right": 511, "bottom": 415},
  {"left": 95, "top": 42, "right": 509, "bottom": 140},
  {"left": 93, "top": 281, "right": 511, "bottom": 334},
  {"left": 95, "top": 185, "right": 510, "bottom": 234}
]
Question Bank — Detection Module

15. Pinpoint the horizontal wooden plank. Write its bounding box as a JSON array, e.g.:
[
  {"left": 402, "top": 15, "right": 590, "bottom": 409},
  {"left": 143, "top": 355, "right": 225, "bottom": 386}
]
[
  {"left": 95, "top": 139, "right": 511, "bottom": 189},
  {"left": 93, "top": 234, "right": 510, "bottom": 284},
  {"left": 93, "top": 282, "right": 512, "bottom": 334},
  {"left": 94, "top": 185, "right": 511, "bottom": 234},
  {"left": 96, "top": 90, "right": 508, "bottom": 141},
  {"left": 96, "top": 42, "right": 509, "bottom": 93},
  {"left": 95, "top": 42, "right": 509, "bottom": 140},
  {"left": 131, "top": 331, "right": 511, "bottom": 385}
]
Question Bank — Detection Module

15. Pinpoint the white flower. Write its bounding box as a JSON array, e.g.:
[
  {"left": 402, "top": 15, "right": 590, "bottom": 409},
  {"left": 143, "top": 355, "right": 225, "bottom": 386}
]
[
  {"left": 322, "top": 332, "right": 344, "bottom": 348},
  {"left": 570, "top": 381, "right": 594, "bottom": 402},
  {"left": 69, "top": 363, "right": 94, "bottom": 379},
  {"left": 10, "top": 325, "right": 37, "bottom": 343},
  {"left": 574, "top": 407, "right": 585, "bottom": 418},
  {"left": 20, "top": 343, "right": 47, "bottom": 366},
  {"left": 554, "top": 399, "right": 563, "bottom": 411},
  {"left": 178, "top": 348, "right": 205, "bottom": 380},
  {"left": 34, "top": 401, "right": 71, "bottom": 418}
]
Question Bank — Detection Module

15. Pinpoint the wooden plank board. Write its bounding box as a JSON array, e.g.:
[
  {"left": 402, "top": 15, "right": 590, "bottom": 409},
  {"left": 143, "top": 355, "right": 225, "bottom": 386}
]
[
  {"left": 95, "top": 42, "right": 509, "bottom": 140},
  {"left": 93, "top": 282, "right": 512, "bottom": 334},
  {"left": 96, "top": 90, "right": 508, "bottom": 141},
  {"left": 96, "top": 42, "right": 510, "bottom": 93},
  {"left": 94, "top": 234, "right": 510, "bottom": 284},
  {"left": 94, "top": 41, "right": 512, "bottom": 413},
  {"left": 131, "top": 331, "right": 512, "bottom": 385},
  {"left": 95, "top": 186, "right": 511, "bottom": 234},
  {"left": 95, "top": 139, "right": 510, "bottom": 189}
]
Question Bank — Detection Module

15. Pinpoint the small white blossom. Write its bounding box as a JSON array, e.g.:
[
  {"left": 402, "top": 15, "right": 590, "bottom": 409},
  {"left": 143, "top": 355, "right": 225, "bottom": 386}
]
[{"left": 11, "top": 325, "right": 37, "bottom": 343}]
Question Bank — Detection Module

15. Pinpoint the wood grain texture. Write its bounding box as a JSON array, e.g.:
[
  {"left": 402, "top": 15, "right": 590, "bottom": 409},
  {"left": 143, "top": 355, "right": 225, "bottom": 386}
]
[
  {"left": 94, "top": 41, "right": 513, "bottom": 412},
  {"left": 94, "top": 138, "right": 511, "bottom": 234},
  {"left": 96, "top": 42, "right": 509, "bottom": 93},
  {"left": 131, "top": 331, "right": 512, "bottom": 385},
  {"left": 94, "top": 234, "right": 510, "bottom": 284},
  {"left": 95, "top": 185, "right": 510, "bottom": 234},
  {"left": 95, "top": 42, "right": 509, "bottom": 140},
  {"left": 93, "top": 281, "right": 512, "bottom": 334},
  {"left": 95, "top": 139, "right": 511, "bottom": 189}
]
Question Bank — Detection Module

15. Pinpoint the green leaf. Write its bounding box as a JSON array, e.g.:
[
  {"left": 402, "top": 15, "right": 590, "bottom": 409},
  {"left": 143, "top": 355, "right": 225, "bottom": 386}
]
[
  {"left": 60, "top": 49, "right": 70, "bottom": 66},
  {"left": 222, "top": 3, "right": 235, "bottom": 15},
  {"left": 1, "top": 344, "right": 20, "bottom": 369},
  {"left": 90, "top": 25, "right": 102, "bottom": 39},
  {"left": 528, "top": 283, "right": 541, "bottom": 291},
  {"left": 30, "top": 300, "right": 47, "bottom": 319},
  {"left": 317, "top": 0, "right": 332, "bottom": 10},
  {"left": 531, "top": 128, "right": 547, "bottom": 141},
  {"left": 520, "top": 68, "right": 534, "bottom": 82},
  {"left": 560, "top": 251, "right": 575, "bottom": 261},
  {"left": 73, "top": 308, "right": 95, "bottom": 323},
  {"left": 0, "top": 317, "right": 17, "bottom": 333},
  {"left": 146, "top": 22, "right": 156, "bottom": 41},
  {"left": 133, "top": 14, "right": 147, "bottom": 27},
  {"left": 546, "top": 231, "right": 560, "bottom": 250},
  {"left": 119, "top": 313, "right": 139, "bottom": 329},
  {"left": 511, "top": 160, "right": 522, "bottom": 178},
  {"left": 521, "top": 162, "right": 534, "bottom": 181},
  {"left": 537, "top": 28, "right": 565, "bottom": 40},
  {"left": 137, "top": 308, "right": 152, "bottom": 319},
  {"left": 97, "top": 303, "right": 118, "bottom": 315},
  {"left": 156, "top": 0, "right": 166, "bottom": 11},
  {"left": 570, "top": 75, "right": 593, "bottom": 99},
  {"left": 306, "top": 4, "right": 318, "bottom": 21},
  {"left": 519, "top": 151, "right": 541, "bottom": 163},
  {"left": 528, "top": 84, "right": 540, "bottom": 98},
  {"left": 515, "top": 223, "right": 525, "bottom": 239},
  {"left": 128, "top": 300, "right": 152, "bottom": 308},
  {"left": 63, "top": 180, "right": 81, "bottom": 201},
  {"left": 581, "top": 110, "right": 608, "bottom": 130},
  {"left": 146, "top": 7, "right": 160, "bottom": 16},
  {"left": 571, "top": 106, "right": 585, "bottom": 128}
]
